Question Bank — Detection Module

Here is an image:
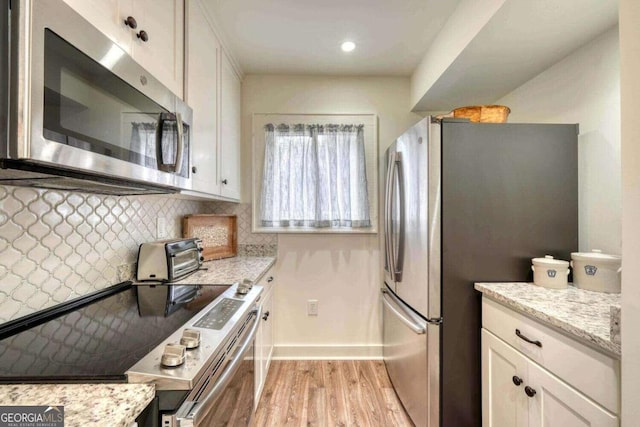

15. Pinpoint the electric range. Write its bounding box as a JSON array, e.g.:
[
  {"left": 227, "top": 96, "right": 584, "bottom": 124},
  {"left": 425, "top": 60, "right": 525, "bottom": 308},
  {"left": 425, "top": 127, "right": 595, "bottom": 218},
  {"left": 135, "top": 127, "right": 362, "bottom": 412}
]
[{"left": 0, "top": 281, "right": 263, "bottom": 427}]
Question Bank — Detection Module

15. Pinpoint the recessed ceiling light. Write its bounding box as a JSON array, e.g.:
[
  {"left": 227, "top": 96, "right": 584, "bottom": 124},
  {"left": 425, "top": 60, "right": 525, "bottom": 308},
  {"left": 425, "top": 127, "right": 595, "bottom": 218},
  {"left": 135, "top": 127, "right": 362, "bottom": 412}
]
[{"left": 341, "top": 41, "right": 356, "bottom": 52}]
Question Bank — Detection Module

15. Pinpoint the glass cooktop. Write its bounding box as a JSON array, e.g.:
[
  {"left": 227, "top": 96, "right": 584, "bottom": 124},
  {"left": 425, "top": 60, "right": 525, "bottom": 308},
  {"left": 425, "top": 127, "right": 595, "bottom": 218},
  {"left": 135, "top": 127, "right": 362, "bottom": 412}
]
[{"left": 0, "top": 284, "right": 215, "bottom": 382}]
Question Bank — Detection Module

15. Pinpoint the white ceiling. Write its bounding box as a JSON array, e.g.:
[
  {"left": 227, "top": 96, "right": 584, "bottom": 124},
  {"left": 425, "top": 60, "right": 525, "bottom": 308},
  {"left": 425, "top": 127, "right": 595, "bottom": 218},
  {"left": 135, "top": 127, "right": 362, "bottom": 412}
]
[
  {"left": 202, "top": 0, "right": 462, "bottom": 76},
  {"left": 415, "top": 0, "right": 620, "bottom": 110}
]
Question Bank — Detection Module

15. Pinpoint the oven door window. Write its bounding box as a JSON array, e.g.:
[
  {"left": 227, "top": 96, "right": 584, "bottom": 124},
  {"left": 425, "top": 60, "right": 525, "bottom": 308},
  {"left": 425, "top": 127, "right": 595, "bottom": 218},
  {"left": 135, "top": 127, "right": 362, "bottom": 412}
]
[{"left": 43, "top": 29, "right": 188, "bottom": 176}]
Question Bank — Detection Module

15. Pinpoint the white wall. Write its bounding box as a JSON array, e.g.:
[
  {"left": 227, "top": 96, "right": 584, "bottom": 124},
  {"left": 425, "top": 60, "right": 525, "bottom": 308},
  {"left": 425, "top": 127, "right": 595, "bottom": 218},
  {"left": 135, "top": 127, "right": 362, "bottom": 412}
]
[
  {"left": 619, "top": 0, "right": 640, "bottom": 423},
  {"left": 410, "top": 0, "right": 506, "bottom": 109},
  {"left": 241, "top": 75, "right": 420, "bottom": 358},
  {"left": 496, "top": 27, "right": 621, "bottom": 254}
]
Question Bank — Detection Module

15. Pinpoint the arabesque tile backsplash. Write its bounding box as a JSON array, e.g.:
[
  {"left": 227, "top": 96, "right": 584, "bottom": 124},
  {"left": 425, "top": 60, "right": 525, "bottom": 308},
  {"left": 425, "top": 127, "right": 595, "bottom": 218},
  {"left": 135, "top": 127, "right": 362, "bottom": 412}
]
[{"left": 0, "top": 184, "right": 279, "bottom": 324}]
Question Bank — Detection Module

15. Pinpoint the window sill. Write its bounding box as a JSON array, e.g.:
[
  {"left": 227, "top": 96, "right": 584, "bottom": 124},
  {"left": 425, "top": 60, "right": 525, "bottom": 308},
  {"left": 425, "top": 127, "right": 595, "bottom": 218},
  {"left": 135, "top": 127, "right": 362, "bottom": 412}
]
[{"left": 251, "top": 226, "right": 378, "bottom": 235}]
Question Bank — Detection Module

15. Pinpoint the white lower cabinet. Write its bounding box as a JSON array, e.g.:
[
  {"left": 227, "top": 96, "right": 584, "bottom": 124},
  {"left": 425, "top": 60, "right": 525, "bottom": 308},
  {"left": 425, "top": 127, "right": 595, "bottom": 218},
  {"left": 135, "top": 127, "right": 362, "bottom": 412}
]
[
  {"left": 255, "top": 270, "right": 275, "bottom": 406},
  {"left": 527, "top": 358, "right": 618, "bottom": 427},
  {"left": 482, "top": 329, "right": 529, "bottom": 427},
  {"left": 482, "top": 303, "right": 620, "bottom": 427}
]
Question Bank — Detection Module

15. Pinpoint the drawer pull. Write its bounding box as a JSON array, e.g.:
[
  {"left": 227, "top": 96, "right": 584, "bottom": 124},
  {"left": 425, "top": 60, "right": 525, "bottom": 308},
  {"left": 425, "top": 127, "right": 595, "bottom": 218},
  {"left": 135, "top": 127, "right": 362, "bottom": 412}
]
[
  {"left": 512, "top": 376, "right": 523, "bottom": 386},
  {"left": 525, "top": 386, "right": 537, "bottom": 398},
  {"left": 262, "top": 311, "right": 270, "bottom": 321},
  {"left": 515, "top": 329, "right": 542, "bottom": 348},
  {"left": 267, "top": 276, "right": 274, "bottom": 283}
]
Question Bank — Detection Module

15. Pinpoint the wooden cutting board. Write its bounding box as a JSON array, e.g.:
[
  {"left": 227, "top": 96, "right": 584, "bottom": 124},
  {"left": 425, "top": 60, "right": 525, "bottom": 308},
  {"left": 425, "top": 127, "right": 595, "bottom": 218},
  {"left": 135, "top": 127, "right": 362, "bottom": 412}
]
[{"left": 182, "top": 214, "right": 238, "bottom": 261}]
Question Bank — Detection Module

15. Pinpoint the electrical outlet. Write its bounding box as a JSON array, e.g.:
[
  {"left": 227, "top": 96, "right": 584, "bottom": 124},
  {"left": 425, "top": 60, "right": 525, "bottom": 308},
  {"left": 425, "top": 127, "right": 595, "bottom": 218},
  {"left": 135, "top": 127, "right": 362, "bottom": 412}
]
[
  {"left": 307, "top": 300, "right": 318, "bottom": 316},
  {"left": 156, "top": 217, "right": 166, "bottom": 239}
]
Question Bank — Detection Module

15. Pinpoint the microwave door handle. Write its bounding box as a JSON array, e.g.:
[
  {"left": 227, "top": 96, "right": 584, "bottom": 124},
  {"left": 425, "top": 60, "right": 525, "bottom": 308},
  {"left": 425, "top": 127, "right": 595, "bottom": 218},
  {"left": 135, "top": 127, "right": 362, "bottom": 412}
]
[
  {"left": 384, "top": 151, "right": 396, "bottom": 281},
  {"left": 174, "top": 112, "right": 184, "bottom": 175},
  {"left": 157, "top": 113, "right": 182, "bottom": 173},
  {"left": 177, "top": 306, "right": 262, "bottom": 427}
]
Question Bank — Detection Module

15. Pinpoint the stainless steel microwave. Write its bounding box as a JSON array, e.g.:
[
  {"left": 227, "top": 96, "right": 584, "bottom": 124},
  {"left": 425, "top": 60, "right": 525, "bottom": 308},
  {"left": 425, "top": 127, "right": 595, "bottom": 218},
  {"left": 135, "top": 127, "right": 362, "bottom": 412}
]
[{"left": 0, "top": 0, "right": 192, "bottom": 194}]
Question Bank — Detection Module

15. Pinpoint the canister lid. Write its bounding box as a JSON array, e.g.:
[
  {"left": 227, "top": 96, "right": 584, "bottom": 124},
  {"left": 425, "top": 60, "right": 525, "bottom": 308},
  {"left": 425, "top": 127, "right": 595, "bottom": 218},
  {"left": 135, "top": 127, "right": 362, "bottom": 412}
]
[
  {"left": 571, "top": 249, "right": 621, "bottom": 266},
  {"left": 532, "top": 255, "right": 569, "bottom": 268}
]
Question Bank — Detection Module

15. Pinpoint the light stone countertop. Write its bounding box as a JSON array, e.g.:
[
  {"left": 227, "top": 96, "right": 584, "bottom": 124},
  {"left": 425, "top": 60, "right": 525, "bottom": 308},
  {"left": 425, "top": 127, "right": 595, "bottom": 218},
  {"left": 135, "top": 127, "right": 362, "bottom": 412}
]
[
  {"left": 474, "top": 282, "right": 621, "bottom": 357},
  {"left": 0, "top": 384, "right": 154, "bottom": 427},
  {"left": 135, "top": 256, "right": 276, "bottom": 286}
]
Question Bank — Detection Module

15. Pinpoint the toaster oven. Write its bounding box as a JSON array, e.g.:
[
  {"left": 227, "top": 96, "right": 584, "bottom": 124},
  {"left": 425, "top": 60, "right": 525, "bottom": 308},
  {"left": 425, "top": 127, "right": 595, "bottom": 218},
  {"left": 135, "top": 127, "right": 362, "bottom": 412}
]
[{"left": 136, "top": 238, "right": 204, "bottom": 283}]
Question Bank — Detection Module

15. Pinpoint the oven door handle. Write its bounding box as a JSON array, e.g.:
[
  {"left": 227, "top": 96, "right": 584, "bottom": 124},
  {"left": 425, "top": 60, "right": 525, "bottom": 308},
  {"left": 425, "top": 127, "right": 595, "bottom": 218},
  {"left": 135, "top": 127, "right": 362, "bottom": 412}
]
[{"left": 177, "top": 305, "right": 262, "bottom": 426}]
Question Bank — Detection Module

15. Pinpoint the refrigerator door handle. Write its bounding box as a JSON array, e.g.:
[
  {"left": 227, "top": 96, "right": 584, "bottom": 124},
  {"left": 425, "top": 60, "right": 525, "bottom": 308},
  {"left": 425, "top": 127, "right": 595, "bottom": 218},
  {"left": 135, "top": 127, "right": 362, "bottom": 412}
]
[
  {"left": 393, "top": 152, "right": 405, "bottom": 282},
  {"left": 381, "top": 289, "right": 426, "bottom": 334},
  {"left": 384, "top": 151, "right": 396, "bottom": 281}
]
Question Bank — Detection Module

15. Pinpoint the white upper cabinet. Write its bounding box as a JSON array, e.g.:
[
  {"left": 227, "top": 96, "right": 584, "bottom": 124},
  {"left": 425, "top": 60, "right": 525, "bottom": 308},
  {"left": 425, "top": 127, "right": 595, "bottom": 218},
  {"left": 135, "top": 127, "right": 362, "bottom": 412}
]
[
  {"left": 182, "top": 0, "right": 242, "bottom": 201},
  {"left": 185, "top": 0, "right": 220, "bottom": 195},
  {"left": 62, "top": 0, "right": 184, "bottom": 98},
  {"left": 219, "top": 50, "right": 242, "bottom": 200},
  {"left": 130, "top": 0, "right": 184, "bottom": 98}
]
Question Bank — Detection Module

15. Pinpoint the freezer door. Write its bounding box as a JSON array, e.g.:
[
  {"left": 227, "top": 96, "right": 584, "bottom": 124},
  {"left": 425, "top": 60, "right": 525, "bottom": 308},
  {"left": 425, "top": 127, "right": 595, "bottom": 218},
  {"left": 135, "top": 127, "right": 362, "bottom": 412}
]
[
  {"left": 382, "top": 286, "right": 440, "bottom": 427},
  {"left": 391, "top": 118, "right": 441, "bottom": 319}
]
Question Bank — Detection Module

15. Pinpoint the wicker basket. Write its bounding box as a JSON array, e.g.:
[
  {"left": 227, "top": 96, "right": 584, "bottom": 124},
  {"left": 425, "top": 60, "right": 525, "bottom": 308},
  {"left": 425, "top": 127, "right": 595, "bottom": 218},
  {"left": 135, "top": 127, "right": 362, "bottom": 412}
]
[{"left": 452, "top": 105, "right": 511, "bottom": 123}]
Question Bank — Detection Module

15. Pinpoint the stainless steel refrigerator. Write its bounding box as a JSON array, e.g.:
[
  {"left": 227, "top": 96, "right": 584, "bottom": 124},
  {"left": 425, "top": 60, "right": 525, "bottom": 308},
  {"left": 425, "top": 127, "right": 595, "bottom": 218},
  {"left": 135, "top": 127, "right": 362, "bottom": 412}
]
[{"left": 381, "top": 117, "right": 578, "bottom": 427}]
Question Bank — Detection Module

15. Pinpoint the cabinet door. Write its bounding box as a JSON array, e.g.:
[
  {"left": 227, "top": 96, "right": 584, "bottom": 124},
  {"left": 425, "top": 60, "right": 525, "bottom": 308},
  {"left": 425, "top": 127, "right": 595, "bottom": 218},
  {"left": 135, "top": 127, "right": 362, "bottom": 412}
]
[
  {"left": 219, "top": 50, "right": 242, "bottom": 200},
  {"left": 62, "top": 0, "right": 133, "bottom": 54},
  {"left": 185, "top": 0, "right": 220, "bottom": 195},
  {"left": 131, "top": 0, "right": 184, "bottom": 98},
  {"left": 482, "top": 329, "right": 529, "bottom": 427},
  {"left": 261, "top": 284, "right": 274, "bottom": 374},
  {"left": 255, "top": 272, "right": 275, "bottom": 405},
  {"left": 527, "top": 361, "right": 618, "bottom": 427}
]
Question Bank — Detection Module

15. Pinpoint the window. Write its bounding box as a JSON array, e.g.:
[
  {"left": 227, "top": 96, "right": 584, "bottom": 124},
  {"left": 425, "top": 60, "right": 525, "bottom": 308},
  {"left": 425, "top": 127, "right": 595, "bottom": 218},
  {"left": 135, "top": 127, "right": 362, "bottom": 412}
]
[{"left": 252, "top": 114, "right": 378, "bottom": 233}]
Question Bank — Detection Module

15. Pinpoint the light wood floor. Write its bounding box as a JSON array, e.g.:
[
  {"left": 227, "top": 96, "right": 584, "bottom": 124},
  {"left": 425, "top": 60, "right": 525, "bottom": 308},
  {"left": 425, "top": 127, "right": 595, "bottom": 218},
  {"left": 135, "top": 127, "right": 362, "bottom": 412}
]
[{"left": 251, "top": 360, "right": 414, "bottom": 427}]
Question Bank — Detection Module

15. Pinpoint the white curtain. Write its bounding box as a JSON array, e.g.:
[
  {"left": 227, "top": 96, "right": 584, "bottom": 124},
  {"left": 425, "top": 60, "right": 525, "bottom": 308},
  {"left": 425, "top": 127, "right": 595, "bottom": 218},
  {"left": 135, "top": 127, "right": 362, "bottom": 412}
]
[{"left": 260, "top": 123, "right": 371, "bottom": 228}]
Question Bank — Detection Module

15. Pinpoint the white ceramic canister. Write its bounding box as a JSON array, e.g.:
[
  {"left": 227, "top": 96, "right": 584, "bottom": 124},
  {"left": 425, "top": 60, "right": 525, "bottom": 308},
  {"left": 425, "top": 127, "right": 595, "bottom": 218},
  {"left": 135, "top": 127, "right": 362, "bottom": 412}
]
[
  {"left": 571, "top": 250, "right": 622, "bottom": 293},
  {"left": 531, "top": 255, "right": 570, "bottom": 289}
]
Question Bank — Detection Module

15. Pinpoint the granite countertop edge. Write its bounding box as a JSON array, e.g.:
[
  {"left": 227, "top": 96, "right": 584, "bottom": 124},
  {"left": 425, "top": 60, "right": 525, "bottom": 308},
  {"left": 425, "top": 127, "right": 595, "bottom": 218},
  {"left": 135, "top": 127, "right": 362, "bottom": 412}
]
[
  {"left": 474, "top": 282, "right": 621, "bottom": 358},
  {"left": 134, "top": 256, "right": 276, "bottom": 286}
]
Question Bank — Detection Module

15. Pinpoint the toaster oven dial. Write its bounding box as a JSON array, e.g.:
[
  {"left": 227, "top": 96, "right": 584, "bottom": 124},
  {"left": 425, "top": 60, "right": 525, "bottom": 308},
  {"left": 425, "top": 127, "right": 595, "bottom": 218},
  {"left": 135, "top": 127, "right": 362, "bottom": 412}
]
[
  {"left": 161, "top": 343, "right": 186, "bottom": 367},
  {"left": 180, "top": 329, "right": 201, "bottom": 350}
]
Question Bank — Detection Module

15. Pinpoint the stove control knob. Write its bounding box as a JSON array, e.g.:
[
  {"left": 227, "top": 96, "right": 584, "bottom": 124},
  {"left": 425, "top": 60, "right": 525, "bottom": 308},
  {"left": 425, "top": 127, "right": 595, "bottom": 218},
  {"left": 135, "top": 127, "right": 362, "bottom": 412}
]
[
  {"left": 180, "top": 329, "right": 201, "bottom": 349},
  {"left": 161, "top": 343, "right": 186, "bottom": 367},
  {"left": 237, "top": 278, "right": 253, "bottom": 295}
]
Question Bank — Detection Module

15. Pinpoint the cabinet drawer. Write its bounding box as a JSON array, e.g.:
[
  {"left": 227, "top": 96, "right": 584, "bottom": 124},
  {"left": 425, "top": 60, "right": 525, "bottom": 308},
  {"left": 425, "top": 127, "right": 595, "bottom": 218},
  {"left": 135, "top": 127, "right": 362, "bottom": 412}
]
[
  {"left": 482, "top": 298, "right": 620, "bottom": 414},
  {"left": 256, "top": 267, "right": 275, "bottom": 294}
]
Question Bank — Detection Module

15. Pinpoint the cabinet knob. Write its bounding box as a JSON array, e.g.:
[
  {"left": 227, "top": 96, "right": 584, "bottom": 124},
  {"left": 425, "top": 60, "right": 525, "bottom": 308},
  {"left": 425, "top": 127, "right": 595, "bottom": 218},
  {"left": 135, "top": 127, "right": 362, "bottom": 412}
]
[
  {"left": 124, "top": 16, "right": 138, "bottom": 29},
  {"left": 192, "top": 166, "right": 197, "bottom": 174},
  {"left": 137, "top": 30, "right": 149, "bottom": 42},
  {"left": 512, "top": 376, "right": 523, "bottom": 386},
  {"left": 262, "top": 311, "right": 270, "bottom": 321},
  {"left": 525, "top": 386, "right": 537, "bottom": 398},
  {"left": 267, "top": 276, "right": 274, "bottom": 283},
  {"left": 222, "top": 179, "right": 228, "bottom": 185}
]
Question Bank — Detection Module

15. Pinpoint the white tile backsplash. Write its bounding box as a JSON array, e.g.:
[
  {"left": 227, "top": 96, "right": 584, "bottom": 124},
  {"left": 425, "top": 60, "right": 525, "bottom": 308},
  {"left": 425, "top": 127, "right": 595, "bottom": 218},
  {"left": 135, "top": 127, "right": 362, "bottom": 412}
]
[
  {"left": 0, "top": 184, "right": 277, "bottom": 324},
  {"left": 203, "top": 202, "right": 276, "bottom": 246},
  {"left": 0, "top": 185, "right": 206, "bottom": 323}
]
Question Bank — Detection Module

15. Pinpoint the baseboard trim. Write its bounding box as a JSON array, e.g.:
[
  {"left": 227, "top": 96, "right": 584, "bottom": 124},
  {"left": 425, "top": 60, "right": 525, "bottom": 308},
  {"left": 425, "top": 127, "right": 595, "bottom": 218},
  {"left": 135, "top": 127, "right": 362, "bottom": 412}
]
[{"left": 273, "top": 345, "right": 383, "bottom": 360}]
